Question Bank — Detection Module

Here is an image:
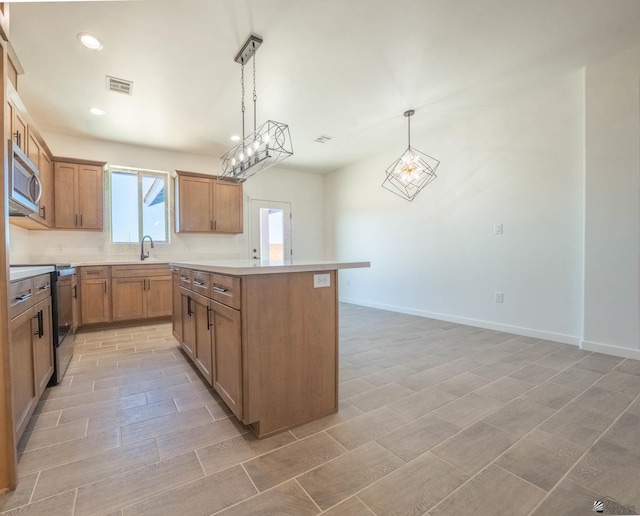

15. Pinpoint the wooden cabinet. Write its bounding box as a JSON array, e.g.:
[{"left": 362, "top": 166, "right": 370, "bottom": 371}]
[
  {"left": 171, "top": 267, "right": 183, "bottom": 342},
  {"left": 172, "top": 266, "right": 340, "bottom": 438},
  {"left": 176, "top": 269, "right": 243, "bottom": 420},
  {"left": 111, "top": 265, "right": 171, "bottom": 322},
  {"left": 71, "top": 273, "right": 79, "bottom": 332},
  {"left": 80, "top": 266, "right": 111, "bottom": 325},
  {"left": 35, "top": 151, "right": 53, "bottom": 227},
  {"left": 9, "top": 274, "right": 54, "bottom": 441},
  {"left": 8, "top": 98, "right": 27, "bottom": 152},
  {"left": 174, "top": 170, "right": 243, "bottom": 234},
  {"left": 54, "top": 161, "right": 105, "bottom": 230},
  {"left": 211, "top": 299, "right": 242, "bottom": 418}
]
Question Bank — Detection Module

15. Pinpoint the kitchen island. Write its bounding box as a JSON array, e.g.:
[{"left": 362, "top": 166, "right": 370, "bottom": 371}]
[{"left": 170, "top": 260, "right": 369, "bottom": 437}]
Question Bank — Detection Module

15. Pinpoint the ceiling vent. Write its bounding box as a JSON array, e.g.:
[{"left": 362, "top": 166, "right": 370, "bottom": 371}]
[
  {"left": 106, "top": 76, "right": 133, "bottom": 95},
  {"left": 314, "top": 135, "right": 333, "bottom": 143}
]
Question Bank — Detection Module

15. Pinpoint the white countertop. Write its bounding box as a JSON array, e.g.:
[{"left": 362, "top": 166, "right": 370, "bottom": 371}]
[
  {"left": 169, "top": 259, "right": 371, "bottom": 276},
  {"left": 10, "top": 265, "right": 55, "bottom": 282}
]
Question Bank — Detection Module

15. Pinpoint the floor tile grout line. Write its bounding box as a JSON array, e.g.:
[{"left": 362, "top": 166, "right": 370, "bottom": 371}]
[
  {"left": 525, "top": 387, "right": 640, "bottom": 516},
  {"left": 294, "top": 478, "right": 324, "bottom": 513}
]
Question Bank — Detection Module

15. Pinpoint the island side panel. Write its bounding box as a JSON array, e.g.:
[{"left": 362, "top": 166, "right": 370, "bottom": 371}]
[{"left": 243, "top": 270, "right": 338, "bottom": 437}]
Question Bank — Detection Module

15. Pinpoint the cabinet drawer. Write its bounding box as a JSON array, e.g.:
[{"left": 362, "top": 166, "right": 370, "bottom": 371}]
[
  {"left": 211, "top": 274, "right": 241, "bottom": 309},
  {"left": 80, "top": 266, "right": 110, "bottom": 279},
  {"left": 178, "top": 268, "right": 193, "bottom": 288},
  {"left": 33, "top": 273, "right": 52, "bottom": 303},
  {"left": 191, "top": 271, "right": 211, "bottom": 295},
  {"left": 10, "top": 278, "right": 34, "bottom": 319},
  {"left": 112, "top": 264, "right": 170, "bottom": 278}
]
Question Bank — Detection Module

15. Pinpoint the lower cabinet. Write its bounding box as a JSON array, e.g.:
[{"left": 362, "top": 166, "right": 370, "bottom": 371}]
[
  {"left": 178, "top": 282, "right": 243, "bottom": 420},
  {"left": 10, "top": 274, "right": 54, "bottom": 441},
  {"left": 171, "top": 267, "right": 183, "bottom": 342},
  {"left": 211, "top": 300, "right": 242, "bottom": 418},
  {"left": 80, "top": 266, "right": 111, "bottom": 325},
  {"left": 78, "top": 264, "right": 172, "bottom": 326}
]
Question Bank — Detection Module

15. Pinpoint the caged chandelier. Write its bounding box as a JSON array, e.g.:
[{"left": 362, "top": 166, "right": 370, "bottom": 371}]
[
  {"left": 382, "top": 109, "right": 440, "bottom": 202},
  {"left": 219, "top": 34, "right": 293, "bottom": 182}
]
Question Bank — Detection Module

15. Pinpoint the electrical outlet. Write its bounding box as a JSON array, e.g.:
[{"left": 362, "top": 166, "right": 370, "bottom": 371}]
[
  {"left": 495, "top": 292, "right": 504, "bottom": 303},
  {"left": 56, "top": 243, "right": 64, "bottom": 253},
  {"left": 494, "top": 224, "right": 503, "bottom": 235},
  {"left": 314, "top": 273, "right": 330, "bottom": 288}
]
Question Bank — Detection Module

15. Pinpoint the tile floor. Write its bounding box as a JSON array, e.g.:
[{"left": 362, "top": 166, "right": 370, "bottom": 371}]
[{"left": 2, "top": 303, "right": 640, "bottom": 515}]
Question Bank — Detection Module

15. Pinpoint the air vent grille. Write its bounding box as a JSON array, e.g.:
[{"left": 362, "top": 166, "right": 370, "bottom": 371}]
[
  {"left": 314, "top": 135, "right": 334, "bottom": 143},
  {"left": 106, "top": 76, "right": 133, "bottom": 95}
]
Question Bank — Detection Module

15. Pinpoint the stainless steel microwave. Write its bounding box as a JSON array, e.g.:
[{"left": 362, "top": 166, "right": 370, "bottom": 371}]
[{"left": 8, "top": 140, "right": 42, "bottom": 216}]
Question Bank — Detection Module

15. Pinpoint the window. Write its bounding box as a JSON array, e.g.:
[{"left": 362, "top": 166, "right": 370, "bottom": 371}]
[{"left": 109, "top": 167, "right": 168, "bottom": 243}]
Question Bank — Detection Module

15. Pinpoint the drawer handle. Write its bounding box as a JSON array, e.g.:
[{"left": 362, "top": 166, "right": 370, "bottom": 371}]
[
  {"left": 193, "top": 280, "right": 205, "bottom": 287},
  {"left": 206, "top": 306, "right": 213, "bottom": 330},
  {"left": 86, "top": 271, "right": 102, "bottom": 275},
  {"left": 180, "top": 276, "right": 190, "bottom": 282},
  {"left": 212, "top": 286, "right": 228, "bottom": 293},
  {"left": 15, "top": 293, "right": 32, "bottom": 303},
  {"left": 170, "top": 267, "right": 179, "bottom": 272},
  {"left": 38, "top": 284, "right": 51, "bottom": 291}
]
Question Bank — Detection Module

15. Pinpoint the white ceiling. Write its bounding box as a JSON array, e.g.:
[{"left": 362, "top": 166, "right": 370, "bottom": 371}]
[{"left": 8, "top": 0, "right": 640, "bottom": 173}]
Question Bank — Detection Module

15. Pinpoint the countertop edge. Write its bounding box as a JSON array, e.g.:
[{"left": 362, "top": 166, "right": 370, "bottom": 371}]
[
  {"left": 168, "top": 261, "right": 371, "bottom": 276},
  {"left": 10, "top": 266, "right": 55, "bottom": 282}
]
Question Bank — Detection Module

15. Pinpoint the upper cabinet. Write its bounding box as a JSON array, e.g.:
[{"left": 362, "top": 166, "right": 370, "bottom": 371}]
[
  {"left": 174, "top": 170, "right": 243, "bottom": 234},
  {"left": 7, "top": 84, "right": 55, "bottom": 229},
  {"left": 54, "top": 160, "right": 105, "bottom": 230}
]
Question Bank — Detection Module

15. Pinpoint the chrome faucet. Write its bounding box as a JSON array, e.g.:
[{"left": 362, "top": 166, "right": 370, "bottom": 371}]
[{"left": 140, "top": 235, "right": 154, "bottom": 261}]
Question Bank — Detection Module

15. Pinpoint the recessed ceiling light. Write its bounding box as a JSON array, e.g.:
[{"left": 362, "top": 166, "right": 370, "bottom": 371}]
[
  {"left": 89, "top": 107, "right": 106, "bottom": 116},
  {"left": 230, "top": 135, "right": 241, "bottom": 142},
  {"left": 77, "top": 32, "right": 103, "bottom": 51}
]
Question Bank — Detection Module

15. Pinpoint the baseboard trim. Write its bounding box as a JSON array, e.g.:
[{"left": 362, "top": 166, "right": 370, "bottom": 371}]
[
  {"left": 339, "top": 297, "right": 581, "bottom": 346},
  {"left": 581, "top": 340, "right": 640, "bottom": 360}
]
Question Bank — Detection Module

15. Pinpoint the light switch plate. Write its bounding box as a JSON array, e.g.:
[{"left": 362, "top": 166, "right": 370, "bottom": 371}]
[{"left": 314, "top": 273, "right": 330, "bottom": 288}]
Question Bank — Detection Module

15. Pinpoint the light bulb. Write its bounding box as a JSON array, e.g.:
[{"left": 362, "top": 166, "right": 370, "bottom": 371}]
[
  {"left": 77, "top": 32, "right": 103, "bottom": 51},
  {"left": 247, "top": 147, "right": 253, "bottom": 157},
  {"left": 231, "top": 158, "right": 236, "bottom": 166},
  {"left": 239, "top": 152, "right": 244, "bottom": 161}
]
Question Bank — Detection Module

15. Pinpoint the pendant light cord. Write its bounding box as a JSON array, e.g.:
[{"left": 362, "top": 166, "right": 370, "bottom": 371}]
[
  {"left": 241, "top": 62, "right": 246, "bottom": 143},
  {"left": 253, "top": 51, "right": 257, "bottom": 133},
  {"left": 407, "top": 113, "right": 411, "bottom": 148}
]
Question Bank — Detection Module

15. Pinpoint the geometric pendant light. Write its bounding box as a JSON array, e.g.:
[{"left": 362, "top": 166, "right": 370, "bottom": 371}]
[
  {"left": 219, "top": 34, "right": 293, "bottom": 182},
  {"left": 382, "top": 109, "right": 440, "bottom": 202}
]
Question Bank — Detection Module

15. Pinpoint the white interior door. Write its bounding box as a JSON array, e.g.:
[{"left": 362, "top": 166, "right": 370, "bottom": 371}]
[{"left": 250, "top": 200, "right": 292, "bottom": 261}]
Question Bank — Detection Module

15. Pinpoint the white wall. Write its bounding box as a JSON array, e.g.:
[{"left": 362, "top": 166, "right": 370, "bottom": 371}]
[
  {"left": 326, "top": 72, "right": 585, "bottom": 344},
  {"left": 583, "top": 43, "right": 640, "bottom": 359},
  {"left": 9, "top": 133, "right": 324, "bottom": 263}
]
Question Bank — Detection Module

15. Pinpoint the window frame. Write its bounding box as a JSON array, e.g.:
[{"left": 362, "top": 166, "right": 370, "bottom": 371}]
[{"left": 108, "top": 166, "right": 170, "bottom": 244}]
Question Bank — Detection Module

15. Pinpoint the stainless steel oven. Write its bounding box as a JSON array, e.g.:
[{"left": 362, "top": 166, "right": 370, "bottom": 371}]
[{"left": 51, "top": 266, "right": 76, "bottom": 384}]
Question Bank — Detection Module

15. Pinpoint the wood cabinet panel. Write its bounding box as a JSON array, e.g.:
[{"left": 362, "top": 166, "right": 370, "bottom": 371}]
[
  {"left": 10, "top": 307, "right": 37, "bottom": 440},
  {"left": 213, "top": 181, "right": 243, "bottom": 233},
  {"left": 147, "top": 276, "right": 172, "bottom": 318},
  {"left": 193, "top": 292, "right": 213, "bottom": 384},
  {"left": 37, "top": 152, "right": 53, "bottom": 227},
  {"left": 53, "top": 162, "right": 77, "bottom": 229},
  {"left": 211, "top": 300, "right": 242, "bottom": 419},
  {"left": 177, "top": 175, "right": 211, "bottom": 232},
  {"left": 33, "top": 296, "right": 53, "bottom": 397},
  {"left": 171, "top": 269, "right": 183, "bottom": 341},
  {"left": 76, "top": 164, "right": 103, "bottom": 229},
  {"left": 112, "top": 277, "right": 146, "bottom": 321},
  {"left": 180, "top": 287, "right": 195, "bottom": 360},
  {"left": 81, "top": 278, "right": 111, "bottom": 324}
]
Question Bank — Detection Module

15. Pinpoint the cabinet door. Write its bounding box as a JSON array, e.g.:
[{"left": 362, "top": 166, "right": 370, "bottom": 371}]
[
  {"left": 176, "top": 175, "right": 212, "bottom": 232},
  {"left": 211, "top": 300, "right": 242, "bottom": 419},
  {"left": 212, "top": 181, "right": 243, "bottom": 234},
  {"left": 10, "top": 307, "right": 37, "bottom": 440},
  {"left": 81, "top": 279, "right": 111, "bottom": 324},
  {"left": 193, "top": 293, "right": 213, "bottom": 384},
  {"left": 33, "top": 297, "right": 54, "bottom": 397},
  {"left": 9, "top": 100, "right": 27, "bottom": 151},
  {"left": 77, "top": 164, "right": 103, "bottom": 229},
  {"left": 37, "top": 152, "right": 53, "bottom": 227},
  {"left": 172, "top": 270, "right": 183, "bottom": 341},
  {"left": 180, "top": 287, "right": 196, "bottom": 360},
  {"left": 112, "top": 278, "right": 146, "bottom": 321},
  {"left": 54, "top": 162, "right": 78, "bottom": 229},
  {"left": 27, "top": 131, "right": 41, "bottom": 170},
  {"left": 147, "top": 276, "right": 172, "bottom": 318}
]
